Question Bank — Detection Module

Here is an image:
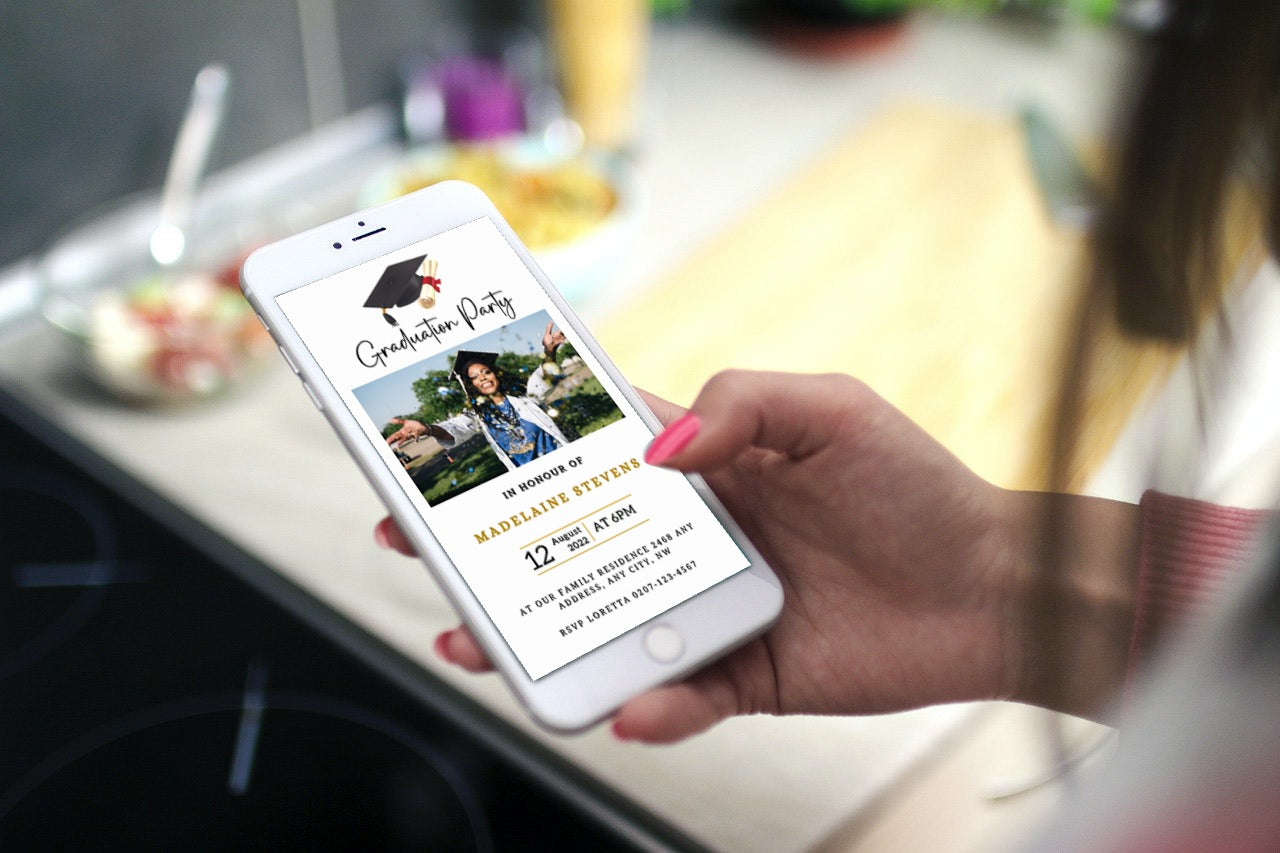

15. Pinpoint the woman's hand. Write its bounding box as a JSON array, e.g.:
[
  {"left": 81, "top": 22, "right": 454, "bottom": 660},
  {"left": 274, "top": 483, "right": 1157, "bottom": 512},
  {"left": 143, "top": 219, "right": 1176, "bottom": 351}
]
[{"left": 376, "top": 371, "right": 1043, "bottom": 742}]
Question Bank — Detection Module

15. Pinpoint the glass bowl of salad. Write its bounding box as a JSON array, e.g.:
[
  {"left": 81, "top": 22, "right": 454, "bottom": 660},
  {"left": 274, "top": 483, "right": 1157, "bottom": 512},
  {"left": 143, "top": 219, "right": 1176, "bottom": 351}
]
[{"left": 38, "top": 196, "right": 275, "bottom": 405}]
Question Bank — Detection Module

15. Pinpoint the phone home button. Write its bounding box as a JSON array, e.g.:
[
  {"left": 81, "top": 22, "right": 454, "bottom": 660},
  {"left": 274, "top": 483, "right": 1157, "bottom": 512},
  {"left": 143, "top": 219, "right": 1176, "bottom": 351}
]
[{"left": 643, "top": 624, "right": 684, "bottom": 664}]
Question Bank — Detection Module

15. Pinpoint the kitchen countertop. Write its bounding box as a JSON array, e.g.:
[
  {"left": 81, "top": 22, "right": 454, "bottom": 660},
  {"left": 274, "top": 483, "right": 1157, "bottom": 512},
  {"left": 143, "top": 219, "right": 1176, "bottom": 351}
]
[
  {"left": 0, "top": 13, "right": 1139, "bottom": 851},
  {"left": 608, "top": 8, "right": 1132, "bottom": 308}
]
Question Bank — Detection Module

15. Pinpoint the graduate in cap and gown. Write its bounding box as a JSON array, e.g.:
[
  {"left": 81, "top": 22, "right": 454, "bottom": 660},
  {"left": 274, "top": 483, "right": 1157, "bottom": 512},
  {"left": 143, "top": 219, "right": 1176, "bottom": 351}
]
[{"left": 427, "top": 323, "right": 571, "bottom": 469}]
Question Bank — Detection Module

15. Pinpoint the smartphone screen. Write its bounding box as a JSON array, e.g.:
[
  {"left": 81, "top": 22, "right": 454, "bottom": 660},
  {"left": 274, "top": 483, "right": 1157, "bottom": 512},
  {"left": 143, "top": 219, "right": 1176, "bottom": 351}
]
[{"left": 275, "top": 216, "right": 750, "bottom": 680}]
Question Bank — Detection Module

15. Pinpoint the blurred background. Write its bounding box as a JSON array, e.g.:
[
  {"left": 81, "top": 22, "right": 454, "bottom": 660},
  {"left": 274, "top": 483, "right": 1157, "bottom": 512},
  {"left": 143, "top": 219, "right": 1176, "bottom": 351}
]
[
  {"left": 0, "top": 2, "right": 1177, "bottom": 851},
  {"left": 2, "top": 0, "right": 519, "bottom": 267},
  {"left": 1, "top": 0, "right": 1138, "bottom": 283},
  {"left": 1, "top": 0, "right": 1148, "bottom": 404}
]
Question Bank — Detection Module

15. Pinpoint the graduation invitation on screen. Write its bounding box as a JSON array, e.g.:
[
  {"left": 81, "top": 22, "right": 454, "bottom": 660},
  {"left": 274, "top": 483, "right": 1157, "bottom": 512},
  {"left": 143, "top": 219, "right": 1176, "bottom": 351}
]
[{"left": 276, "top": 217, "right": 749, "bottom": 679}]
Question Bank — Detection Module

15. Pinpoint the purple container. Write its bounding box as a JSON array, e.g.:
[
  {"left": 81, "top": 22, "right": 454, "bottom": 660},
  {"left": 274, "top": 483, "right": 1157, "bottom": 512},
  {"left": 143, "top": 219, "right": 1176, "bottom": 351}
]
[{"left": 437, "top": 58, "right": 525, "bottom": 142}]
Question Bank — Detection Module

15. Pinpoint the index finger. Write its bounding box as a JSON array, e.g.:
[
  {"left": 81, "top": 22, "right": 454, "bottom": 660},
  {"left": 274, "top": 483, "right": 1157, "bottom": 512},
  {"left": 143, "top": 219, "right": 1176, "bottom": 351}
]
[{"left": 374, "top": 515, "right": 416, "bottom": 556}]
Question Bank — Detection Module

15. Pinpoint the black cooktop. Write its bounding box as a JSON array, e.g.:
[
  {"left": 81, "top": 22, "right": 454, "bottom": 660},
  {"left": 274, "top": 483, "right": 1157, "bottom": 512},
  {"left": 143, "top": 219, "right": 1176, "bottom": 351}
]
[{"left": 0, "top": 389, "right": 701, "bottom": 851}]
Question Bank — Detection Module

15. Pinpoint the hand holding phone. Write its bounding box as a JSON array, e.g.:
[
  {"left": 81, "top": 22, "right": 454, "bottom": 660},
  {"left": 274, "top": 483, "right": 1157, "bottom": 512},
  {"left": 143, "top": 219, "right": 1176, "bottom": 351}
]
[
  {"left": 380, "top": 366, "right": 1029, "bottom": 745},
  {"left": 240, "top": 181, "right": 783, "bottom": 732}
]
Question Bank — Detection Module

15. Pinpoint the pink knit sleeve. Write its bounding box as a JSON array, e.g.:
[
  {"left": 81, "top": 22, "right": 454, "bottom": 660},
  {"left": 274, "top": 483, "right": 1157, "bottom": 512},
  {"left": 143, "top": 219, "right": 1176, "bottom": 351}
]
[{"left": 1127, "top": 490, "right": 1268, "bottom": 678}]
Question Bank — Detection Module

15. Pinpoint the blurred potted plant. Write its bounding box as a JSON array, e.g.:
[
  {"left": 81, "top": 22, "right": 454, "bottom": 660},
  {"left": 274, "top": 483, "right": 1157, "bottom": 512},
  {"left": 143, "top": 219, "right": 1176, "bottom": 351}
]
[
  {"left": 761, "top": 0, "right": 1119, "bottom": 56},
  {"left": 762, "top": 0, "right": 915, "bottom": 56},
  {"left": 773, "top": 0, "right": 913, "bottom": 22}
]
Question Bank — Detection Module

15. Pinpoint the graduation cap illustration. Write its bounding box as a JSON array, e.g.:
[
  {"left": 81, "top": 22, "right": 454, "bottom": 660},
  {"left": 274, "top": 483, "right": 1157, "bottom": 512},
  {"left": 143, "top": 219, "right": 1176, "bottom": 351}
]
[{"left": 363, "top": 255, "right": 443, "bottom": 326}]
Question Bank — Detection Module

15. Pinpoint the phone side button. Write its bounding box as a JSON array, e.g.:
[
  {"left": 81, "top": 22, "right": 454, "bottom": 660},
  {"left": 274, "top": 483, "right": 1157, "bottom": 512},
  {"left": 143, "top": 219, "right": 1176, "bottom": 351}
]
[
  {"left": 277, "top": 345, "right": 300, "bottom": 375},
  {"left": 300, "top": 381, "right": 325, "bottom": 412},
  {"left": 642, "top": 624, "right": 684, "bottom": 664}
]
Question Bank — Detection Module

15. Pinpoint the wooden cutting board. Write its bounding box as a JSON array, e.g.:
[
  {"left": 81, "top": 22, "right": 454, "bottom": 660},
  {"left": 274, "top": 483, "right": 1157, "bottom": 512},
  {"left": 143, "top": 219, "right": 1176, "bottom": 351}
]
[{"left": 595, "top": 102, "right": 1188, "bottom": 491}]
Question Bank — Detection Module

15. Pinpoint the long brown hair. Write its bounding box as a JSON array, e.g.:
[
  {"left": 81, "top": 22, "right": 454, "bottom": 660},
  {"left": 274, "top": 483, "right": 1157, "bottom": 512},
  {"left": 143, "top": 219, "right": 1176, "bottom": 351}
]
[
  {"left": 1035, "top": 0, "right": 1280, "bottom": 714},
  {"left": 1101, "top": 0, "right": 1280, "bottom": 341}
]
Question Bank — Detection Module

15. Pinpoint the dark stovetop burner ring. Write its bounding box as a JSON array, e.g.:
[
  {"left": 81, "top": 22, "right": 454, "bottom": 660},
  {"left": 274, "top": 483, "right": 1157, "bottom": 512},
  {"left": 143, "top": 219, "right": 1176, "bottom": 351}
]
[
  {"left": 0, "top": 469, "right": 139, "bottom": 680},
  {"left": 0, "top": 685, "right": 495, "bottom": 851},
  {"left": 0, "top": 400, "right": 693, "bottom": 853}
]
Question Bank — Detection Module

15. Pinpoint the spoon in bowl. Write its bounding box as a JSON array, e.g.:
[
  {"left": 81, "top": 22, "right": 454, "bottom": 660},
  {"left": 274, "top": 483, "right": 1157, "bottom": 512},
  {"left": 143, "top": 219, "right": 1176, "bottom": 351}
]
[{"left": 149, "top": 63, "right": 230, "bottom": 267}]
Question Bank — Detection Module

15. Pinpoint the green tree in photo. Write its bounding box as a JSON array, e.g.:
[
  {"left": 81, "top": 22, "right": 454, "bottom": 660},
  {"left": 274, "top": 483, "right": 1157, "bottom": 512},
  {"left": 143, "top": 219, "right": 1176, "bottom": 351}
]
[{"left": 410, "top": 367, "right": 468, "bottom": 424}]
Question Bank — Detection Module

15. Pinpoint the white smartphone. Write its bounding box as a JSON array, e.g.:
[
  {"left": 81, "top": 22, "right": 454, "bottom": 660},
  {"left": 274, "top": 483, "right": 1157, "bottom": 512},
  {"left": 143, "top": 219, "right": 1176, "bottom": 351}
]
[{"left": 240, "top": 181, "right": 783, "bottom": 732}]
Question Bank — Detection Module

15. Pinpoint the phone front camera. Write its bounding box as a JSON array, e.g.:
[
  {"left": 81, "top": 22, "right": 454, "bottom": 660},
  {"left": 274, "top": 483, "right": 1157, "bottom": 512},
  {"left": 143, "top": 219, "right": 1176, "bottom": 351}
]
[{"left": 332, "top": 242, "right": 342, "bottom": 249}]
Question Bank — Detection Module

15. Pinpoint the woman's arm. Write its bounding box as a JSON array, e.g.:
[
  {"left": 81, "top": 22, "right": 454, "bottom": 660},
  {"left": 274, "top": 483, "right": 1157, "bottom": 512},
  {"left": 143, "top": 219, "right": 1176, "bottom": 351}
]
[
  {"left": 1000, "top": 492, "right": 1142, "bottom": 720},
  {"left": 427, "top": 414, "right": 477, "bottom": 448},
  {"left": 376, "top": 372, "right": 1265, "bottom": 740},
  {"left": 523, "top": 322, "right": 569, "bottom": 403}
]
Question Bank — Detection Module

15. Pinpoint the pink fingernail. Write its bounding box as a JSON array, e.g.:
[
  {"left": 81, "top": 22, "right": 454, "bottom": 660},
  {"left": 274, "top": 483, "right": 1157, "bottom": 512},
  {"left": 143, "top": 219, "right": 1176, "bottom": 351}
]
[
  {"left": 373, "top": 521, "right": 392, "bottom": 549},
  {"left": 644, "top": 413, "right": 701, "bottom": 466},
  {"left": 611, "top": 720, "right": 632, "bottom": 741}
]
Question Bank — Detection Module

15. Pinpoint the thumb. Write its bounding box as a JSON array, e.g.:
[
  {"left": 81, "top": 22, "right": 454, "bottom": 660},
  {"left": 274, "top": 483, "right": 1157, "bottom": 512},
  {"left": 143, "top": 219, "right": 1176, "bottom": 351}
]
[
  {"left": 636, "top": 387, "right": 686, "bottom": 428},
  {"left": 644, "top": 370, "right": 857, "bottom": 472}
]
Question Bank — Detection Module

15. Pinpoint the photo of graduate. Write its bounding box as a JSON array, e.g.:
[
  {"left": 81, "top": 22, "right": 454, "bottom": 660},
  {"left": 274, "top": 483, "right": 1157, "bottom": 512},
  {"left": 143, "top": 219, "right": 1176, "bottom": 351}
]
[
  {"left": 353, "top": 310, "right": 624, "bottom": 506},
  {"left": 441, "top": 345, "right": 570, "bottom": 468}
]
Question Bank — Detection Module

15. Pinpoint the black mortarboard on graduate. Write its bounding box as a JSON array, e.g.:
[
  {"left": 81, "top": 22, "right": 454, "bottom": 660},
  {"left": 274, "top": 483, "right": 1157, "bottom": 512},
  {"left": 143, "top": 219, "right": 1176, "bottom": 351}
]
[
  {"left": 451, "top": 350, "right": 500, "bottom": 390},
  {"left": 363, "top": 254, "right": 429, "bottom": 326},
  {"left": 451, "top": 350, "right": 502, "bottom": 409}
]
